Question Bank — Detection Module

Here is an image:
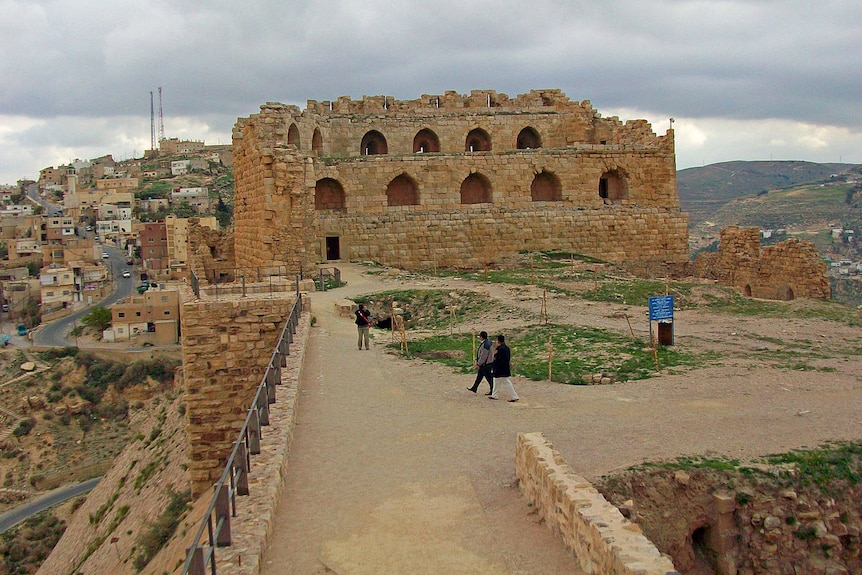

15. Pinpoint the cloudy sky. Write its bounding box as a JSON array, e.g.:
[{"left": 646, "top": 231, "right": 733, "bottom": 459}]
[{"left": 1, "top": 0, "right": 860, "bottom": 185}]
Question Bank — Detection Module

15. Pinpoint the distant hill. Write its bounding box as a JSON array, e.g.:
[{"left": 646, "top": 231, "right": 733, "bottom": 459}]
[{"left": 677, "top": 160, "right": 857, "bottom": 226}]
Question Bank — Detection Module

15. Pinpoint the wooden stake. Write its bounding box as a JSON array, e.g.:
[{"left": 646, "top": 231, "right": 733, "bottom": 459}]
[
  {"left": 540, "top": 289, "right": 548, "bottom": 325},
  {"left": 624, "top": 314, "right": 635, "bottom": 338},
  {"left": 547, "top": 332, "right": 554, "bottom": 381}
]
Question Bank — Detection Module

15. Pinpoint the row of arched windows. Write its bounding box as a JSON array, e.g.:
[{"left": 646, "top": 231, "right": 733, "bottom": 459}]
[
  {"left": 287, "top": 124, "right": 544, "bottom": 156},
  {"left": 314, "top": 170, "right": 628, "bottom": 210}
]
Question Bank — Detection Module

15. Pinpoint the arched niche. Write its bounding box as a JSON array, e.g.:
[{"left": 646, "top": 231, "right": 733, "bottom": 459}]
[
  {"left": 312, "top": 128, "right": 323, "bottom": 155},
  {"left": 460, "top": 173, "right": 492, "bottom": 204},
  {"left": 413, "top": 128, "right": 441, "bottom": 153},
  {"left": 465, "top": 128, "right": 492, "bottom": 152},
  {"left": 598, "top": 169, "right": 628, "bottom": 203},
  {"left": 287, "top": 123, "right": 300, "bottom": 149},
  {"left": 387, "top": 174, "right": 419, "bottom": 206},
  {"left": 315, "top": 178, "right": 346, "bottom": 211},
  {"left": 531, "top": 171, "right": 562, "bottom": 201},
  {"left": 517, "top": 127, "right": 542, "bottom": 149},
  {"left": 360, "top": 130, "right": 388, "bottom": 155}
]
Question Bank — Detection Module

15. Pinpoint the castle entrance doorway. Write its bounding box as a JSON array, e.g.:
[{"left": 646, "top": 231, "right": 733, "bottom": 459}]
[{"left": 325, "top": 237, "right": 340, "bottom": 260}]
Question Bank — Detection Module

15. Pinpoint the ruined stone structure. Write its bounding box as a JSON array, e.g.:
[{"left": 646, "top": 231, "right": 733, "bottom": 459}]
[
  {"left": 696, "top": 226, "right": 830, "bottom": 300},
  {"left": 230, "top": 89, "right": 688, "bottom": 273}
]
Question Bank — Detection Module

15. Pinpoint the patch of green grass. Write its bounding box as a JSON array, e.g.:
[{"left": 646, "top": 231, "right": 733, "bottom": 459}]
[
  {"left": 355, "top": 289, "right": 491, "bottom": 330},
  {"left": 400, "top": 323, "right": 714, "bottom": 384},
  {"left": 764, "top": 442, "right": 862, "bottom": 489}
]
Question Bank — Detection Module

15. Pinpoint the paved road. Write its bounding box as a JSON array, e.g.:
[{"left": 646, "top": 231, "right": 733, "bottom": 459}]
[{"left": 0, "top": 478, "right": 101, "bottom": 534}]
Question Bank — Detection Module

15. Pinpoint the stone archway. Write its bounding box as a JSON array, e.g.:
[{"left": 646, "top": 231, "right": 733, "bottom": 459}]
[
  {"left": 531, "top": 171, "right": 562, "bottom": 201},
  {"left": 360, "top": 130, "right": 388, "bottom": 155},
  {"left": 460, "top": 173, "right": 492, "bottom": 204},
  {"left": 778, "top": 285, "right": 795, "bottom": 301},
  {"left": 413, "top": 128, "right": 440, "bottom": 153},
  {"left": 599, "top": 169, "right": 628, "bottom": 203},
  {"left": 312, "top": 128, "right": 323, "bottom": 155},
  {"left": 288, "top": 123, "right": 300, "bottom": 149},
  {"left": 517, "top": 127, "right": 542, "bottom": 149},
  {"left": 387, "top": 174, "right": 419, "bottom": 206},
  {"left": 465, "top": 128, "right": 492, "bottom": 152},
  {"left": 315, "top": 178, "right": 346, "bottom": 210}
]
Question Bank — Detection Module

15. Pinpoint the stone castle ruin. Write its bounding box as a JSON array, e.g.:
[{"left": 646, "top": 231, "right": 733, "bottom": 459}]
[
  {"left": 696, "top": 226, "right": 830, "bottom": 300},
  {"left": 228, "top": 89, "right": 689, "bottom": 274}
]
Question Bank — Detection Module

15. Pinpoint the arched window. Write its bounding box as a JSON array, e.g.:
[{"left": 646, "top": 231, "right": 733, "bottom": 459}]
[
  {"left": 312, "top": 128, "right": 323, "bottom": 154},
  {"left": 387, "top": 174, "right": 419, "bottom": 206},
  {"left": 287, "top": 123, "right": 300, "bottom": 149},
  {"left": 460, "top": 173, "right": 492, "bottom": 204},
  {"left": 531, "top": 171, "right": 562, "bottom": 201},
  {"left": 315, "top": 178, "right": 346, "bottom": 210},
  {"left": 360, "top": 130, "right": 388, "bottom": 155},
  {"left": 517, "top": 127, "right": 542, "bottom": 149},
  {"left": 465, "top": 128, "right": 491, "bottom": 152},
  {"left": 598, "top": 169, "right": 628, "bottom": 203},
  {"left": 413, "top": 128, "right": 440, "bottom": 153}
]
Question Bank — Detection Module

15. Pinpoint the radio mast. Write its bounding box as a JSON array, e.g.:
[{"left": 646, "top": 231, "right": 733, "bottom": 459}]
[
  {"left": 150, "top": 91, "right": 156, "bottom": 152},
  {"left": 158, "top": 87, "right": 165, "bottom": 144}
]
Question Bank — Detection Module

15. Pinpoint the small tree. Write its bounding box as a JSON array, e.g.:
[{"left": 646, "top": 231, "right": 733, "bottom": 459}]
[{"left": 81, "top": 306, "right": 112, "bottom": 333}]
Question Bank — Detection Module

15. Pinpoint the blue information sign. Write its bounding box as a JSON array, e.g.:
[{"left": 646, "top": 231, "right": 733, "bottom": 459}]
[{"left": 648, "top": 296, "right": 674, "bottom": 321}]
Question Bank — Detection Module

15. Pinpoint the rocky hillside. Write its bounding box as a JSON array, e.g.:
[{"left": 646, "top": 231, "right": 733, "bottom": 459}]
[
  {"left": 598, "top": 446, "right": 862, "bottom": 575},
  {"left": 678, "top": 160, "right": 856, "bottom": 227},
  {"left": 36, "top": 388, "right": 191, "bottom": 574}
]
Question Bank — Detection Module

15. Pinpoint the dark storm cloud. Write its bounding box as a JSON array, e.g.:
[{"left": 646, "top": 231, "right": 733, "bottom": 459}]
[{"left": 1, "top": 0, "right": 861, "bottom": 182}]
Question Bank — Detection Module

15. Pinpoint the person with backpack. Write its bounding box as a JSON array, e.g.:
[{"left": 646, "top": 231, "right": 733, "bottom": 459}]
[
  {"left": 467, "top": 331, "right": 494, "bottom": 394},
  {"left": 355, "top": 303, "right": 372, "bottom": 350}
]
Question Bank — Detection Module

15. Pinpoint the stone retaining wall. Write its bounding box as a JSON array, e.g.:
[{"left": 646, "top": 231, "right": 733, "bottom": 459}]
[{"left": 516, "top": 432, "right": 679, "bottom": 575}]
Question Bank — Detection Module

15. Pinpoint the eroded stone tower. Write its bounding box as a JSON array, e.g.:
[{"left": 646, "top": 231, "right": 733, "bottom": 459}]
[{"left": 231, "top": 89, "right": 688, "bottom": 272}]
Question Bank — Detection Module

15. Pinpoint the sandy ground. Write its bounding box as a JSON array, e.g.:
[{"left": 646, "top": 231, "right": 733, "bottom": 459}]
[{"left": 260, "top": 263, "right": 862, "bottom": 575}]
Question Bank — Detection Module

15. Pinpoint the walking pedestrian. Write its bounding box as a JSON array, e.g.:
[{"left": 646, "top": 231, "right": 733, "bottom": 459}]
[
  {"left": 488, "top": 334, "right": 519, "bottom": 402},
  {"left": 355, "top": 303, "right": 372, "bottom": 350},
  {"left": 467, "top": 331, "right": 494, "bottom": 394}
]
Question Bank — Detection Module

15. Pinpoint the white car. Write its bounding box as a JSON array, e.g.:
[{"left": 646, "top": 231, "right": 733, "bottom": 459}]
[
  {"left": 122, "top": 270, "right": 131, "bottom": 278},
  {"left": 102, "top": 252, "right": 109, "bottom": 259}
]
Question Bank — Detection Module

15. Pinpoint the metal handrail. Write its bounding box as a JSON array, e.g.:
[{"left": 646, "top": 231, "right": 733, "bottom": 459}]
[{"left": 181, "top": 292, "right": 304, "bottom": 575}]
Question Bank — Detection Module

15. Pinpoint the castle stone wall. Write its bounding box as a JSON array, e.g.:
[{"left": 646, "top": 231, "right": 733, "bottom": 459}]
[
  {"left": 181, "top": 292, "right": 297, "bottom": 496},
  {"left": 231, "top": 90, "right": 688, "bottom": 274}
]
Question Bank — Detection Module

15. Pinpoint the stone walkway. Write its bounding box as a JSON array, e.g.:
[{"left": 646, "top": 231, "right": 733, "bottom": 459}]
[
  {"left": 259, "top": 262, "right": 862, "bottom": 574},
  {"left": 260, "top": 265, "right": 585, "bottom": 575}
]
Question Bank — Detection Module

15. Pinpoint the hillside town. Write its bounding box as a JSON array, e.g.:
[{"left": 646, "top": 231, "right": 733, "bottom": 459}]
[{"left": 0, "top": 138, "right": 233, "bottom": 344}]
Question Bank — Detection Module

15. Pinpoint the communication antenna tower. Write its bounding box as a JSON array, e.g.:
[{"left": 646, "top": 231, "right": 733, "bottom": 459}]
[
  {"left": 158, "top": 87, "right": 165, "bottom": 143},
  {"left": 150, "top": 91, "right": 156, "bottom": 151}
]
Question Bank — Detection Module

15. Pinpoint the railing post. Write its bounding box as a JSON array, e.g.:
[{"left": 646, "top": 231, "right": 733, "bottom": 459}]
[
  {"left": 185, "top": 546, "right": 205, "bottom": 575},
  {"left": 236, "top": 443, "right": 249, "bottom": 496},
  {"left": 215, "top": 484, "right": 232, "bottom": 547},
  {"left": 266, "top": 366, "right": 279, "bottom": 403},
  {"left": 248, "top": 409, "right": 262, "bottom": 455},
  {"left": 256, "top": 389, "right": 270, "bottom": 426}
]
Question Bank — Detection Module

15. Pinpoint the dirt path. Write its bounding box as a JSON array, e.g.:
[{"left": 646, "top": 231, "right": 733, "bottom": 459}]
[{"left": 262, "top": 263, "right": 862, "bottom": 574}]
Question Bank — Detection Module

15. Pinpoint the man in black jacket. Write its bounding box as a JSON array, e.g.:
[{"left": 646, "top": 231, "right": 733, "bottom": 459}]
[{"left": 488, "top": 334, "right": 519, "bottom": 402}]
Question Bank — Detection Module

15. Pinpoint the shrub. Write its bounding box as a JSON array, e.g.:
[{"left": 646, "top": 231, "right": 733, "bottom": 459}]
[
  {"left": 13, "top": 418, "right": 36, "bottom": 438},
  {"left": 133, "top": 489, "right": 191, "bottom": 570}
]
